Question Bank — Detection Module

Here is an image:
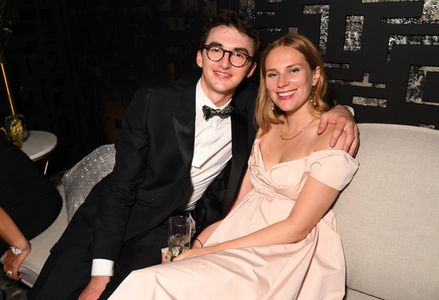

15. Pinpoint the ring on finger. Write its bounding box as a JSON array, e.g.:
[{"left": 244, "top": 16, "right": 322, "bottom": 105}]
[{"left": 6, "top": 270, "right": 12, "bottom": 276}]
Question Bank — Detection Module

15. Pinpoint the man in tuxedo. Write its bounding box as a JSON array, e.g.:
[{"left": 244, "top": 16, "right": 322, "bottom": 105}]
[{"left": 29, "top": 11, "right": 358, "bottom": 300}]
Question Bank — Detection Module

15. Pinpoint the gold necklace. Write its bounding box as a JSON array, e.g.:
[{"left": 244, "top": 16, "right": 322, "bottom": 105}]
[{"left": 280, "top": 119, "right": 315, "bottom": 141}]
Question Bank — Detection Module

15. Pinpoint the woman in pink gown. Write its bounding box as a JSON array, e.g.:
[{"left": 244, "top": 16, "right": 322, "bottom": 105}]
[{"left": 109, "top": 33, "right": 359, "bottom": 300}]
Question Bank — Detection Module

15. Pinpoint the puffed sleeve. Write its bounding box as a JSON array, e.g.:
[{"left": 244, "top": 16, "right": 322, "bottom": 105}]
[{"left": 307, "top": 150, "right": 359, "bottom": 191}]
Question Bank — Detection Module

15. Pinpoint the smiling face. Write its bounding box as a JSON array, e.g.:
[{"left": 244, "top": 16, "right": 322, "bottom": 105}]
[
  {"left": 196, "top": 25, "right": 256, "bottom": 107},
  {"left": 264, "top": 46, "right": 320, "bottom": 115}
]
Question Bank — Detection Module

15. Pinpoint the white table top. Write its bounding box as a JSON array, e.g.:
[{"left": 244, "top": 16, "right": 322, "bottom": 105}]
[{"left": 21, "top": 130, "right": 57, "bottom": 161}]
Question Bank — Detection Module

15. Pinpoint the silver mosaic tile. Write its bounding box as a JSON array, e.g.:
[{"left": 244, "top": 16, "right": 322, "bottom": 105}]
[
  {"left": 352, "top": 96, "right": 388, "bottom": 107},
  {"left": 324, "top": 63, "right": 350, "bottom": 69},
  {"left": 406, "top": 65, "right": 439, "bottom": 106},
  {"left": 261, "top": 27, "right": 284, "bottom": 32},
  {"left": 419, "top": 123, "right": 436, "bottom": 129},
  {"left": 387, "top": 35, "right": 439, "bottom": 62},
  {"left": 303, "top": 5, "right": 330, "bottom": 52},
  {"left": 362, "top": 0, "right": 418, "bottom": 2},
  {"left": 382, "top": 0, "right": 439, "bottom": 24},
  {"left": 344, "top": 16, "right": 364, "bottom": 51},
  {"left": 255, "top": 11, "right": 276, "bottom": 16},
  {"left": 288, "top": 27, "right": 299, "bottom": 34},
  {"left": 242, "top": 0, "right": 256, "bottom": 19}
]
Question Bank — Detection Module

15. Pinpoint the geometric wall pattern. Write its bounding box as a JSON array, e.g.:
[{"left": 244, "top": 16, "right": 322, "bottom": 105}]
[{"left": 249, "top": 0, "right": 439, "bottom": 128}]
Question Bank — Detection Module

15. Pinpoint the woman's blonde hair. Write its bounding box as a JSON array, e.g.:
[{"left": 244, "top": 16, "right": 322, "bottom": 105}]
[{"left": 255, "top": 33, "right": 332, "bottom": 136}]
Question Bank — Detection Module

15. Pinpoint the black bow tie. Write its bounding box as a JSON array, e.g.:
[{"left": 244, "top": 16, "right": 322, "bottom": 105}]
[{"left": 202, "top": 105, "right": 233, "bottom": 121}]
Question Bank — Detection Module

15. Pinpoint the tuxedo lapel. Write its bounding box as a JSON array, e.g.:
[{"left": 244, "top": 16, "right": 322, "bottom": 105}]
[
  {"left": 223, "top": 102, "right": 248, "bottom": 207},
  {"left": 222, "top": 81, "right": 258, "bottom": 211},
  {"left": 173, "top": 82, "right": 196, "bottom": 168}
]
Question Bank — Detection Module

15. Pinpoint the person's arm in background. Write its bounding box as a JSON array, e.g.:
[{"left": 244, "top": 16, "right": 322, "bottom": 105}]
[
  {"left": 0, "top": 207, "right": 31, "bottom": 281},
  {"left": 318, "top": 105, "right": 359, "bottom": 156}
]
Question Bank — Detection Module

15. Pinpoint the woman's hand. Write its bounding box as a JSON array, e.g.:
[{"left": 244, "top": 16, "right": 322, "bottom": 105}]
[
  {"left": 1, "top": 247, "right": 30, "bottom": 281},
  {"left": 0, "top": 208, "right": 32, "bottom": 281},
  {"left": 173, "top": 247, "right": 213, "bottom": 262}
]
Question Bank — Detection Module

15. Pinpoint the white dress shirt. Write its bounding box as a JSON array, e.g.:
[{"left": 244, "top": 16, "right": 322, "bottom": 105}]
[
  {"left": 186, "top": 81, "right": 232, "bottom": 210},
  {"left": 92, "top": 79, "right": 233, "bottom": 276}
]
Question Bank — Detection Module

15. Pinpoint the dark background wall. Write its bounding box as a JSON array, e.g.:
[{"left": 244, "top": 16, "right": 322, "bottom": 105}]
[
  {"left": 0, "top": 0, "right": 236, "bottom": 174},
  {"left": 0, "top": 0, "right": 437, "bottom": 175}
]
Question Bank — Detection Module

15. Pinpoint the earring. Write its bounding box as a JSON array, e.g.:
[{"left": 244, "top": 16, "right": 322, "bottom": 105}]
[
  {"left": 271, "top": 102, "right": 275, "bottom": 112},
  {"left": 309, "top": 95, "right": 317, "bottom": 106}
]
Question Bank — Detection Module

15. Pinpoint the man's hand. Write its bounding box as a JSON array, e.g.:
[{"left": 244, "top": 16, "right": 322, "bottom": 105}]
[
  {"left": 318, "top": 105, "right": 359, "bottom": 156},
  {"left": 78, "top": 276, "right": 111, "bottom": 300}
]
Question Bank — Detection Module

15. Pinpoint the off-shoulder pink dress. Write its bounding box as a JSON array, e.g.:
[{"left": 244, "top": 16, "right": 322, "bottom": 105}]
[{"left": 110, "top": 139, "right": 359, "bottom": 300}]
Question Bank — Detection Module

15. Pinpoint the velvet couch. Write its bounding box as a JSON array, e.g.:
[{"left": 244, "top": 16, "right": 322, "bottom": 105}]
[{"left": 19, "top": 124, "right": 439, "bottom": 299}]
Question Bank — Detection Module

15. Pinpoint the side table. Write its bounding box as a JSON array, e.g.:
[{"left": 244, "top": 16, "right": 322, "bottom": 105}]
[{"left": 21, "top": 130, "right": 57, "bottom": 175}]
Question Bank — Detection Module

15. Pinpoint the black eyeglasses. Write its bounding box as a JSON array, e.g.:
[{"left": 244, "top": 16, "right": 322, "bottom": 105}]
[{"left": 202, "top": 45, "right": 254, "bottom": 68}]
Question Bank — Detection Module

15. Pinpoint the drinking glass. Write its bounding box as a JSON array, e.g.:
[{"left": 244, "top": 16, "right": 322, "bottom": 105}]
[{"left": 168, "top": 215, "right": 192, "bottom": 261}]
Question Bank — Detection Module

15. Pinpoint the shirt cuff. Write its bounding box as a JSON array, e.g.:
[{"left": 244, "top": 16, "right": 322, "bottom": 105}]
[
  {"left": 345, "top": 105, "right": 355, "bottom": 117},
  {"left": 91, "top": 259, "right": 114, "bottom": 276}
]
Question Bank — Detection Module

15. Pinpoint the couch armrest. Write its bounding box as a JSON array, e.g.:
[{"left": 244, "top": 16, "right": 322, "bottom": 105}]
[{"left": 19, "top": 184, "right": 68, "bottom": 287}]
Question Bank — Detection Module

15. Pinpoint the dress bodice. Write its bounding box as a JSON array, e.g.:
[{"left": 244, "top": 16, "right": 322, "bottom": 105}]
[{"left": 248, "top": 139, "right": 359, "bottom": 201}]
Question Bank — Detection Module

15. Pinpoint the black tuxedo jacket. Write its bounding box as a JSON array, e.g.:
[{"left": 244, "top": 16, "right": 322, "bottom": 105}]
[{"left": 88, "top": 77, "right": 258, "bottom": 260}]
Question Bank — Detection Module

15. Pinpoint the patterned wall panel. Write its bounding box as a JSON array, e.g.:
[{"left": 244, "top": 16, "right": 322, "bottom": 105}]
[{"left": 250, "top": 0, "right": 439, "bottom": 128}]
